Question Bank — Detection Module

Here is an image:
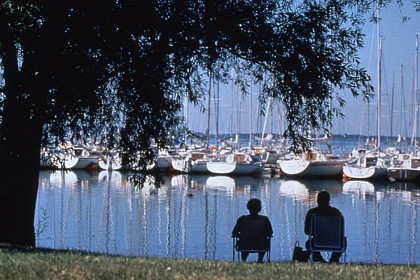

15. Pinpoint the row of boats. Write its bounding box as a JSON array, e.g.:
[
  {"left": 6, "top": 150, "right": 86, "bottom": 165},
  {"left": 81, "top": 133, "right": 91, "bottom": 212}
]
[
  {"left": 40, "top": 141, "right": 420, "bottom": 182},
  {"left": 279, "top": 146, "right": 420, "bottom": 182},
  {"left": 40, "top": 143, "right": 265, "bottom": 175}
]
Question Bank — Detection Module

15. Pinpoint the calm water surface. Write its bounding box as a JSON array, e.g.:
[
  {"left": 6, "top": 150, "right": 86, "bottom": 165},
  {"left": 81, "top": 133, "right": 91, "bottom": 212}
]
[{"left": 36, "top": 170, "right": 420, "bottom": 264}]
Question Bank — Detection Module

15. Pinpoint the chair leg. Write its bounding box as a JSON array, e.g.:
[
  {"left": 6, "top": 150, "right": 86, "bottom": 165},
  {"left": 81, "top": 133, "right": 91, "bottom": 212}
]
[
  {"left": 329, "top": 252, "right": 341, "bottom": 263},
  {"left": 232, "top": 238, "right": 235, "bottom": 261},
  {"left": 308, "top": 252, "right": 328, "bottom": 263}
]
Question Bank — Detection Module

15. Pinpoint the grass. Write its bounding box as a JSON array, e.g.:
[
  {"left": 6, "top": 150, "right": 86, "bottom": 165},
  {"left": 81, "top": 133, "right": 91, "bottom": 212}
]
[{"left": 0, "top": 247, "right": 419, "bottom": 280}]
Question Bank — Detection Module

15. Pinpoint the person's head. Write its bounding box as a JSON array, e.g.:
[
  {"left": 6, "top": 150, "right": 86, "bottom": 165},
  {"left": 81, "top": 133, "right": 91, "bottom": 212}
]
[
  {"left": 247, "top": 198, "right": 262, "bottom": 214},
  {"left": 317, "top": 191, "right": 330, "bottom": 206}
]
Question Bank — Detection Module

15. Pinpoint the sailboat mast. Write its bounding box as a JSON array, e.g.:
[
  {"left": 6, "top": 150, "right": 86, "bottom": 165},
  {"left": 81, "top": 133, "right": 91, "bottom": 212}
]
[
  {"left": 390, "top": 71, "right": 395, "bottom": 138},
  {"left": 415, "top": 34, "right": 419, "bottom": 153},
  {"left": 376, "top": 2, "right": 381, "bottom": 148},
  {"left": 215, "top": 78, "right": 220, "bottom": 149},
  {"left": 206, "top": 72, "right": 212, "bottom": 147},
  {"left": 261, "top": 97, "right": 272, "bottom": 147},
  {"left": 400, "top": 64, "right": 407, "bottom": 147}
]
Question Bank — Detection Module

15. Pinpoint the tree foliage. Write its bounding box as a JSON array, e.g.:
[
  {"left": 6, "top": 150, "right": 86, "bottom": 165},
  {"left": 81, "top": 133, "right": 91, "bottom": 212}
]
[
  {"left": 1, "top": 0, "right": 410, "bottom": 246},
  {"left": 1, "top": 0, "right": 377, "bottom": 158}
]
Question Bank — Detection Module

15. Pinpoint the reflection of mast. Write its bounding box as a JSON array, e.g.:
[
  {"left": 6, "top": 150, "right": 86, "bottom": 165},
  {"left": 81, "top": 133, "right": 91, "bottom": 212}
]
[
  {"left": 203, "top": 187, "right": 217, "bottom": 259},
  {"left": 409, "top": 200, "right": 417, "bottom": 263},
  {"left": 204, "top": 185, "right": 209, "bottom": 258},
  {"left": 374, "top": 191, "right": 380, "bottom": 263}
]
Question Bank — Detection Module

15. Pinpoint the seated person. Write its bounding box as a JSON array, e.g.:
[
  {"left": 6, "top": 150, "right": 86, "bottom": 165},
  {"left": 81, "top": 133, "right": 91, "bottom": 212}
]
[
  {"left": 232, "top": 198, "right": 273, "bottom": 262},
  {"left": 304, "top": 191, "right": 343, "bottom": 263}
]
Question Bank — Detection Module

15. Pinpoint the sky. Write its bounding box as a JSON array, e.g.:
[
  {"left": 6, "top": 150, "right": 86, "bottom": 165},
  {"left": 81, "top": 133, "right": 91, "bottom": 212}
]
[
  {"left": 338, "top": 1, "right": 420, "bottom": 137},
  {"left": 186, "top": 2, "right": 420, "bottom": 138}
]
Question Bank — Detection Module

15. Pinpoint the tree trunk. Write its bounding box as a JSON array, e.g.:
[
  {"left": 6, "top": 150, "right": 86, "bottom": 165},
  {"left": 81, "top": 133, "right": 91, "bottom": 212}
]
[
  {"left": 0, "top": 93, "right": 42, "bottom": 247},
  {"left": 0, "top": 11, "right": 47, "bottom": 247}
]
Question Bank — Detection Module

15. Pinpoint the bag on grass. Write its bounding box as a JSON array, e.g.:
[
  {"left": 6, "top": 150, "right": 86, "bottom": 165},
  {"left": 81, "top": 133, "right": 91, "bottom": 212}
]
[{"left": 292, "top": 241, "right": 309, "bottom": 262}]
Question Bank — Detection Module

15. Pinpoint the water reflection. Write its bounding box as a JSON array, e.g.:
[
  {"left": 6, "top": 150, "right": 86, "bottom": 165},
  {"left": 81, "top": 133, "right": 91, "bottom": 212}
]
[{"left": 36, "top": 170, "right": 420, "bottom": 264}]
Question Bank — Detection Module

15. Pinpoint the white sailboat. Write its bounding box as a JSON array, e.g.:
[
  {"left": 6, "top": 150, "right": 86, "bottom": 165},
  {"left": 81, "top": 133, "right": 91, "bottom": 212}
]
[
  {"left": 98, "top": 151, "right": 122, "bottom": 171},
  {"left": 65, "top": 145, "right": 100, "bottom": 170},
  {"left": 171, "top": 150, "right": 211, "bottom": 174},
  {"left": 387, "top": 34, "right": 420, "bottom": 182},
  {"left": 343, "top": 147, "right": 389, "bottom": 180},
  {"left": 388, "top": 153, "right": 420, "bottom": 181},
  {"left": 206, "top": 152, "right": 263, "bottom": 175},
  {"left": 154, "top": 149, "right": 174, "bottom": 171},
  {"left": 278, "top": 148, "right": 346, "bottom": 178},
  {"left": 343, "top": 5, "right": 390, "bottom": 181}
]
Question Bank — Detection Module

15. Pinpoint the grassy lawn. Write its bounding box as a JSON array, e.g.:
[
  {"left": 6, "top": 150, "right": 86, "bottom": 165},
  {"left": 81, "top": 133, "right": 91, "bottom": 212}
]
[{"left": 0, "top": 248, "right": 418, "bottom": 279}]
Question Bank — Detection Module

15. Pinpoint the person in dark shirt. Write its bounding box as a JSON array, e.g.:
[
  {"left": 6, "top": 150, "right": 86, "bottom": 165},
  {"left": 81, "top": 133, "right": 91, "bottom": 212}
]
[
  {"left": 304, "top": 191, "right": 343, "bottom": 263},
  {"left": 232, "top": 198, "right": 273, "bottom": 262}
]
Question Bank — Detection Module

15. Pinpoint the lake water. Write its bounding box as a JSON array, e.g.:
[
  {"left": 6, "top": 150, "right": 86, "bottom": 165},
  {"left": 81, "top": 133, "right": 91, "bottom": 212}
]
[{"left": 35, "top": 169, "right": 420, "bottom": 264}]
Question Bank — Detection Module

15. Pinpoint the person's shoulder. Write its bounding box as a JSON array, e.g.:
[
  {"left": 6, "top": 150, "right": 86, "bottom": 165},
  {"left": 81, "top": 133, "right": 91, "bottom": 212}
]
[
  {"left": 259, "top": 215, "right": 271, "bottom": 220},
  {"left": 307, "top": 207, "right": 316, "bottom": 213},
  {"left": 245, "top": 214, "right": 271, "bottom": 221},
  {"left": 237, "top": 215, "right": 249, "bottom": 220},
  {"left": 306, "top": 207, "right": 316, "bottom": 216},
  {"left": 330, "top": 206, "right": 342, "bottom": 216}
]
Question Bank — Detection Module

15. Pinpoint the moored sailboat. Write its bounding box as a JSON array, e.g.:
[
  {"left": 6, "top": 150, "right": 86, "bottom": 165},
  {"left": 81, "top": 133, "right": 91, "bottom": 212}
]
[
  {"left": 278, "top": 149, "right": 346, "bottom": 178},
  {"left": 343, "top": 147, "right": 390, "bottom": 181},
  {"left": 388, "top": 153, "right": 420, "bottom": 182},
  {"left": 387, "top": 34, "right": 420, "bottom": 182},
  {"left": 171, "top": 150, "right": 211, "bottom": 174},
  {"left": 206, "top": 152, "right": 263, "bottom": 175},
  {"left": 343, "top": 6, "right": 391, "bottom": 181}
]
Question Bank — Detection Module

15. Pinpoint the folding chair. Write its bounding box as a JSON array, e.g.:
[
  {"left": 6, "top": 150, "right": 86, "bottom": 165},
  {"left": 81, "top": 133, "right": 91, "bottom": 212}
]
[
  {"left": 308, "top": 215, "right": 347, "bottom": 263},
  {"left": 232, "top": 217, "right": 272, "bottom": 262}
]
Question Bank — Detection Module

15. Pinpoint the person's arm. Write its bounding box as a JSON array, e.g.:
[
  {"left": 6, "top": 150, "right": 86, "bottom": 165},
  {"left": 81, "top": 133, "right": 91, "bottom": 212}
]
[
  {"left": 232, "top": 217, "right": 242, "bottom": 237},
  {"left": 266, "top": 217, "right": 273, "bottom": 237}
]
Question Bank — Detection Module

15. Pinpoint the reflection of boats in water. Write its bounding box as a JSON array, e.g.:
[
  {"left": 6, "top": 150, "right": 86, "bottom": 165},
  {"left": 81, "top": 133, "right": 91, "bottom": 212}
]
[
  {"left": 279, "top": 179, "right": 343, "bottom": 200},
  {"left": 389, "top": 181, "right": 420, "bottom": 190},
  {"left": 290, "top": 178, "right": 343, "bottom": 192},
  {"left": 389, "top": 181, "right": 420, "bottom": 204},
  {"left": 343, "top": 180, "right": 375, "bottom": 195},
  {"left": 205, "top": 176, "right": 235, "bottom": 193},
  {"left": 170, "top": 174, "right": 259, "bottom": 190},
  {"left": 279, "top": 180, "right": 309, "bottom": 199},
  {"left": 47, "top": 169, "right": 99, "bottom": 186},
  {"left": 36, "top": 167, "right": 420, "bottom": 264},
  {"left": 98, "top": 170, "right": 123, "bottom": 184},
  {"left": 47, "top": 170, "right": 78, "bottom": 186}
]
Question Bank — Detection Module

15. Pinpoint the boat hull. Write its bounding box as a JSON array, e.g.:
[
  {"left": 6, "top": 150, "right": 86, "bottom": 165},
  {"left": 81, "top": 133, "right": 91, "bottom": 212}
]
[
  {"left": 342, "top": 165, "right": 388, "bottom": 180},
  {"left": 67, "top": 156, "right": 99, "bottom": 170},
  {"left": 171, "top": 159, "right": 209, "bottom": 174},
  {"left": 206, "top": 162, "right": 262, "bottom": 175},
  {"left": 155, "top": 155, "right": 173, "bottom": 171},
  {"left": 98, "top": 156, "right": 122, "bottom": 171},
  {"left": 278, "top": 159, "right": 344, "bottom": 177},
  {"left": 387, "top": 168, "right": 420, "bottom": 182}
]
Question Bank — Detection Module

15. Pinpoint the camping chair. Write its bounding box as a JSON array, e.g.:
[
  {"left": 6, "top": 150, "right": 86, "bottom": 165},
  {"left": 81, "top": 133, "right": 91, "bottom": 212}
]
[
  {"left": 232, "top": 217, "right": 272, "bottom": 262},
  {"left": 308, "top": 214, "right": 347, "bottom": 263}
]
